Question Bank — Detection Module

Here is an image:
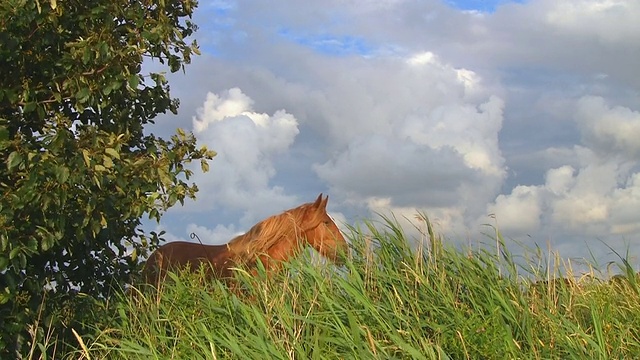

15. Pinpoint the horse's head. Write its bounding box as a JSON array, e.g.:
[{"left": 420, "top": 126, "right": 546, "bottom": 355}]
[{"left": 302, "top": 194, "right": 349, "bottom": 264}]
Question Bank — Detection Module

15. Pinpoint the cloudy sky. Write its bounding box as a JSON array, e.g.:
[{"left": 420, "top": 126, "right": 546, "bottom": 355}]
[{"left": 147, "top": 0, "right": 640, "bottom": 269}]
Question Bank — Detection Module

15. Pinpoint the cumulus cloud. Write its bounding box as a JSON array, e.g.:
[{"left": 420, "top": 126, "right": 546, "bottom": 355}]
[
  {"left": 185, "top": 88, "right": 300, "bottom": 227},
  {"left": 487, "top": 186, "right": 542, "bottom": 234},
  {"left": 544, "top": 0, "right": 640, "bottom": 44},
  {"left": 609, "top": 173, "right": 640, "bottom": 235},
  {"left": 312, "top": 53, "right": 506, "bottom": 235},
  {"left": 315, "top": 136, "right": 477, "bottom": 206},
  {"left": 398, "top": 95, "right": 505, "bottom": 177},
  {"left": 486, "top": 98, "right": 640, "bottom": 244},
  {"left": 545, "top": 165, "right": 576, "bottom": 196},
  {"left": 576, "top": 96, "right": 640, "bottom": 159}
]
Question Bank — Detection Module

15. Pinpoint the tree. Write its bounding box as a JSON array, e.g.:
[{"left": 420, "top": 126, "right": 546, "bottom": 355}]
[{"left": 0, "top": 0, "right": 214, "bottom": 355}]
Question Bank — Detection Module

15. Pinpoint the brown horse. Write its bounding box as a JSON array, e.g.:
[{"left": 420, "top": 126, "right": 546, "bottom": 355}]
[{"left": 142, "top": 194, "right": 348, "bottom": 285}]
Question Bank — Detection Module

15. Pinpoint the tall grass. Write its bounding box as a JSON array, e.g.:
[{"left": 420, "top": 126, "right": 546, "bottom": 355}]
[{"left": 68, "top": 216, "right": 639, "bottom": 359}]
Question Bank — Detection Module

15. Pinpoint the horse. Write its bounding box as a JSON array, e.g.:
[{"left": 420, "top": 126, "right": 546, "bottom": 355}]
[{"left": 142, "top": 194, "right": 349, "bottom": 285}]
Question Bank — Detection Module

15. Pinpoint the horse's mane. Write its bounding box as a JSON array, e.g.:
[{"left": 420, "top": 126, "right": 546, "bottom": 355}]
[{"left": 226, "top": 201, "right": 321, "bottom": 262}]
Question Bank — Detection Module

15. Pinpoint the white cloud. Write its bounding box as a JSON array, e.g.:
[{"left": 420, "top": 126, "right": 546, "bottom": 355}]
[
  {"left": 610, "top": 173, "right": 640, "bottom": 234},
  {"left": 488, "top": 186, "right": 542, "bottom": 234},
  {"left": 315, "top": 135, "right": 479, "bottom": 207},
  {"left": 485, "top": 98, "right": 640, "bottom": 243},
  {"left": 398, "top": 95, "right": 505, "bottom": 177},
  {"left": 407, "top": 51, "right": 437, "bottom": 66},
  {"left": 192, "top": 88, "right": 255, "bottom": 133},
  {"left": 576, "top": 95, "right": 640, "bottom": 159},
  {"left": 310, "top": 53, "right": 506, "bottom": 236},
  {"left": 185, "top": 88, "right": 300, "bottom": 226},
  {"left": 545, "top": 166, "right": 575, "bottom": 196},
  {"left": 545, "top": 0, "right": 640, "bottom": 44}
]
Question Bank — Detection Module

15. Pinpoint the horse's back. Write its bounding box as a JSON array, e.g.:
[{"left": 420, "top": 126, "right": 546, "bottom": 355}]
[{"left": 142, "top": 241, "right": 231, "bottom": 284}]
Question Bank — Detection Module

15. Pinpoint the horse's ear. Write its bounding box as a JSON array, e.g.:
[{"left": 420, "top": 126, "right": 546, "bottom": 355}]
[
  {"left": 320, "top": 194, "right": 328, "bottom": 211},
  {"left": 313, "top": 193, "right": 323, "bottom": 209},
  {"left": 315, "top": 193, "right": 329, "bottom": 209}
]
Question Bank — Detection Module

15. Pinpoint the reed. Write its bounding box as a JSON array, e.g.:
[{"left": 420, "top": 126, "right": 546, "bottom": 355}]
[{"left": 56, "top": 216, "right": 640, "bottom": 359}]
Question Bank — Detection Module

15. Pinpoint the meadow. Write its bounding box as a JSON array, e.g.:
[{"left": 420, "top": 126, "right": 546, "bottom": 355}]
[{"left": 41, "top": 217, "right": 640, "bottom": 359}]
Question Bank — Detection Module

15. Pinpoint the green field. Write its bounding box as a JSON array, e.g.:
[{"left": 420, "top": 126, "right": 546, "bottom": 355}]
[{"left": 39, "top": 217, "right": 640, "bottom": 359}]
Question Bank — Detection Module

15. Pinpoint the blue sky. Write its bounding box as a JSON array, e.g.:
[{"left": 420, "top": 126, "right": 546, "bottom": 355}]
[
  {"left": 446, "top": 0, "right": 527, "bottom": 12},
  {"left": 277, "top": 29, "right": 377, "bottom": 57},
  {"left": 149, "top": 0, "right": 640, "bottom": 271}
]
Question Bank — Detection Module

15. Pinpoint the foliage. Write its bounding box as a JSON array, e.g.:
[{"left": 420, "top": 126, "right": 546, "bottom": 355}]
[
  {"left": 77, "top": 217, "right": 640, "bottom": 359},
  {"left": 0, "top": 0, "right": 214, "bottom": 356}
]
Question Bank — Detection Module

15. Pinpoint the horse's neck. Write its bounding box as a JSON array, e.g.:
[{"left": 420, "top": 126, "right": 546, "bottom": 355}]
[
  {"left": 226, "top": 233, "right": 249, "bottom": 254},
  {"left": 225, "top": 215, "right": 308, "bottom": 259},
  {"left": 264, "top": 231, "right": 306, "bottom": 261}
]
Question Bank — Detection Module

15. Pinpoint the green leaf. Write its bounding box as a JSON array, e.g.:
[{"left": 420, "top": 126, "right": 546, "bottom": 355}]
[
  {"left": 103, "top": 156, "right": 114, "bottom": 168},
  {"left": 17, "top": 253, "right": 26, "bottom": 270},
  {"left": 76, "top": 87, "right": 90, "bottom": 102},
  {"left": 206, "top": 149, "right": 217, "bottom": 158},
  {"left": 157, "top": 167, "right": 171, "bottom": 186},
  {"left": 0, "top": 236, "right": 8, "bottom": 252},
  {"left": 55, "top": 166, "right": 70, "bottom": 183},
  {"left": 128, "top": 74, "right": 139, "bottom": 89},
  {"left": 149, "top": 208, "right": 160, "bottom": 221},
  {"left": 92, "top": 175, "right": 102, "bottom": 189},
  {"left": 4, "top": 89, "right": 18, "bottom": 103},
  {"left": 26, "top": 237, "right": 38, "bottom": 253},
  {"left": 9, "top": 246, "right": 21, "bottom": 260},
  {"left": 82, "top": 47, "right": 91, "bottom": 64},
  {"left": 40, "top": 231, "right": 54, "bottom": 252},
  {"left": 103, "top": 80, "right": 122, "bottom": 96},
  {"left": 168, "top": 192, "right": 177, "bottom": 206},
  {"left": 23, "top": 102, "right": 36, "bottom": 113},
  {"left": 104, "top": 147, "right": 120, "bottom": 159},
  {"left": 200, "top": 158, "right": 209, "bottom": 172},
  {"left": 99, "top": 41, "right": 109, "bottom": 59},
  {"left": 6, "top": 151, "right": 22, "bottom": 170},
  {"left": 0, "top": 291, "right": 9, "bottom": 305},
  {"left": 82, "top": 149, "right": 91, "bottom": 167},
  {"left": 36, "top": 104, "right": 45, "bottom": 120},
  {"left": 0, "top": 256, "right": 8, "bottom": 271}
]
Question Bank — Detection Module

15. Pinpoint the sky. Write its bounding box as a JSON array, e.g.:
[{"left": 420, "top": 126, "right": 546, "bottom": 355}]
[{"left": 146, "top": 0, "right": 640, "bottom": 271}]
